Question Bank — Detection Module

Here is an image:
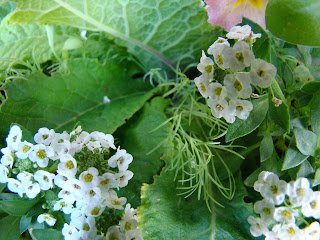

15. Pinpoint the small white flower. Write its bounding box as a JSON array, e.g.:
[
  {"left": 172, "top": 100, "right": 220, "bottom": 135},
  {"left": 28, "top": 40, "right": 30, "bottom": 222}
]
[
  {"left": 33, "top": 170, "right": 55, "bottom": 190},
  {"left": 79, "top": 167, "right": 100, "bottom": 187},
  {"left": 278, "top": 223, "right": 304, "bottom": 240},
  {"left": 126, "top": 229, "right": 143, "bottom": 240},
  {"left": 53, "top": 199, "right": 74, "bottom": 214},
  {"left": 207, "top": 37, "right": 230, "bottom": 55},
  {"left": 124, "top": 203, "right": 138, "bottom": 221},
  {"left": 197, "top": 50, "right": 214, "bottom": 76},
  {"left": 103, "top": 96, "right": 111, "bottom": 103},
  {"left": 86, "top": 140, "right": 102, "bottom": 152},
  {"left": 211, "top": 43, "right": 230, "bottom": 70},
  {"left": 194, "top": 74, "right": 213, "bottom": 98},
  {"left": 253, "top": 171, "right": 275, "bottom": 192},
  {"left": 24, "top": 182, "right": 41, "bottom": 199},
  {"left": 108, "top": 148, "right": 133, "bottom": 172},
  {"left": 6, "top": 125, "right": 22, "bottom": 151},
  {"left": 229, "top": 99, "right": 253, "bottom": 120},
  {"left": 58, "top": 189, "right": 76, "bottom": 204},
  {"left": 90, "top": 131, "right": 116, "bottom": 149},
  {"left": 301, "top": 191, "right": 320, "bottom": 219},
  {"left": 82, "top": 204, "right": 105, "bottom": 217},
  {"left": 250, "top": 59, "right": 277, "bottom": 88},
  {"left": 210, "top": 82, "right": 228, "bottom": 101},
  {"left": 303, "top": 221, "right": 320, "bottom": 240},
  {"left": 16, "top": 141, "right": 34, "bottom": 159},
  {"left": 105, "top": 226, "right": 125, "bottom": 240},
  {"left": 226, "top": 25, "right": 261, "bottom": 42},
  {"left": 287, "top": 177, "right": 313, "bottom": 207},
  {"left": 0, "top": 147, "right": 14, "bottom": 168},
  {"left": 29, "top": 144, "right": 54, "bottom": 168},
  {"left": 37, "top": 213, "right": 56, "bottom": 226},
  {"left": 225, "top": 41, "right": 255, "bottom": 72},
  {"left": 224, "top": 73, "right": 252, "bottom": 99},
  {"left": 120, "top": 218, "right": 138, "bottom": 232},
  {"left": 247, "top": 216, "right": 268, "bottom": 237},
  {"left": 114, "top": 170, "right": 134, "bottom": 188},
  {"left": 71, "top": 131, "right": 90, "bottom": 153},
  {"left": 65, "top": 179, "right": 86, "bottom": 198},
  {"left": 71, "top": 216, "right": 97, "bottom": 239},
  {"left": 17, "top": 171, "right": 33, "bottom": 184},
  {"left": 0, "top": 164, "right": 9, "bottom": 183},
  {"left": 260, "top": 173, "right": 287, "bottom": 205},
  {"left": 98, "top": 172, "right": 118, "bottom": 191},
  {"left": 57, "top": 154, "right": 77, "bottom": 177},
  {"left": 54, "top": 174, "right": 70, "bottom": 188},
  {"left": 273, "top": 207, "right": 298, "bottom": 224},
  {"left": 253, "top": 199, "right": 275, "bottom": 222},
  {"left": 7, "top": 178, "right": 23, "bottom": 197},
  {"left": 207, "top": 98, "right": 235, "bottom": 123},
  {"left": 62, "top": 223, "right": 80, "bottom": 240},
  {"left": 34, "top": 127, "right": 55, "bottom": 146},
  {"left": 83, "top": 187, "right": 102, "bottom": 204}
]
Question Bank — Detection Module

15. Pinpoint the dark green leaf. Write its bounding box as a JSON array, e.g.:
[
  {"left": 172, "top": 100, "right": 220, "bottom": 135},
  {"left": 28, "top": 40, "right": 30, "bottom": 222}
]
[
  {"left": 242, "top": 18, "right": 271, "bottom": 61},
  {"left": 268, "top": 79, "right": 290, "bottom": 133},
  {"left": 310, "top": 90, "right": 320, "bottom": 135},
  {"left": 260, "top": 133, "right": 274, "bottom": 162},
  {"left": 119, "top": 97, "right": 170, "bottom": 207},
  {"left": 226, "top": 95, "right": 269, "bottom": 142},
  {"left": 266, "top": 0, "right": 320, "bottom": 46},
  {"left": 29, "top": 229, "right": 63, "bottom": 240},
  {"left": 0, "top": 215, "right": 21, "bottom": 240},
  {"left": 297, "top": 160, "right": 314, "bottom": 178},
  {"left": 0, "top": 197, "right": 40, "bottom": 216},
  {"left": 0, "top": 59, "right": 154, "bottom": 139},
  {"left": 294, "top": 127, "right": 318, "bottom": 156},
  {"left": 313, "top": 168, "right": 320, "bottom": 187},
  {"left": 0, "top": 184, "right": 5, "bottom": 193},
  {"left": 19, "top": 215, "right": 31, "bottom": 234},
  {"left": 282, "top": 137, "right": 309, "bottom": 170}
]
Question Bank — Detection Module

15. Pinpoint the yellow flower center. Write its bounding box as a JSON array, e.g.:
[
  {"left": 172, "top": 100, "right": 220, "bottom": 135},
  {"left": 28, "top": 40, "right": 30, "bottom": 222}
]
[
  {"left": 22, "top": 145, "right": 31, "bottom": 153},
  {"left": 216, "top": 104, "right": 224, "bottom": 111},
  {"left": 236, "top": 106, "right": 244, "bottom": 111},
  {"left": 281, "top": 210, "right": 291, "bottom": 217},
  {"left": 91, "top": 207, "right": 100, "bottom": 215},
  {"left": 124, "top": 221, "right": 132, "bottom": 231},
  {"left": 205, "top": 65, "right": 213, "bottom": 73},
  {"left": 111, "top": 199, "right": 121, "bottom": 205},
  {"left": 65, "top": 160, "right": 74, "bottom": 169},
  {"left": 83, "top": 223, "right": 90, "bottom": 231},
  {"left": 258, "top": 69, "right": 266, "bottom": 77},
  {"left": 234, "top": 79, "right": 243, "bottom": 91},
  {"left": 270, "top": 185, "right": 278, "bottom": 194},
  {"left": 84, "top": 174, "right": 93, "bottom": 182},
  {"left": 235, "top": 52, "right": 245, "bottom": 63},
  {"left": 217, "top": 55, "right": 224, "bottom": 65},
  {"left": 214, "top": 87, "right": 223, "bottom": 96},
  {"left": 108, "top": 233, "right": 119, "bottom": 240},
  {"left": 262, "top": 208, "right": 271, "bottom": 215},
  {"left": 36, "top": 149, "right": 46, "bottom": 159},
  {"left": 287, "top": 227, "right": 295, "bottom": 236},
  {"left": 100, "top": 179, "right": 110, "bottom": 186},
  {"left": 234, "top": 0, "right": 263, "bottom": 8},
  {"left": 200, "top": 82, "right": 206, "bottom": 92}
]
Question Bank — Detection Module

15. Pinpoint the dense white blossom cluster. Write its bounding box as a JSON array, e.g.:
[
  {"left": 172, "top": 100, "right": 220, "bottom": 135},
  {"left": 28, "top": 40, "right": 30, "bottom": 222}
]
[
  {"left": 0, "top": 125, "right": 143, "bottom": 240},
  {"left": 194, "top": 25, "right": 277, "bottom": 123},
  {"left": 248, "top": 171, "right": 320, "bottom": 240}
]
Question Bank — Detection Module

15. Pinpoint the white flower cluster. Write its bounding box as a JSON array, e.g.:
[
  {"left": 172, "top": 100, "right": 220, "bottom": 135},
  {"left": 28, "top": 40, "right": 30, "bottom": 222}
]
[
  {"left": 0, "top": 125, "right": 142, "bottom": 240},
  {"left": 248, "top": 171, "right": 320, "bottom": 240},
  {"left": 194, "top": 25, "right": 277, "bottom": 123}
]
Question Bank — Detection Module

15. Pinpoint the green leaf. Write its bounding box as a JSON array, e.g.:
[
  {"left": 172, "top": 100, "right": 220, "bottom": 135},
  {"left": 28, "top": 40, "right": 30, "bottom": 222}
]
[
  {"left": 0, "top": 15, "right": 74, "bottom": 70},
  {"left": 19, "top": 215, "right": 31, "bottom": 234},
  {"left": 0, "top": 184, "right": 5, "bottom": 193},
  {"left": 260, "top": 133, "right": 274, "bottom": 162},
  {"left": 242, "top": 18, "right": 271, "bottom": 61},
  {"left": 282, "top": 137, "right": 309, "bottom": 170},
  {"left": 139, "top": 168, "right": 257, "bottom": 239},
  {"left": 29, "top": 229, "right": 63, "bottom": 240},
  {"left": 0, "top": 215, "right": 21, "bottom": 240},
  {"left": 266, "top": 0, "right": 320, "bottom": 46},
  {"left": 297, "top": 160, "right": 314, "bottom": 178},
  {"left": 0, "top": 1, "right": 15, "bottom": 23},
  {"left": 226, "top": 95, "right": 269, "bottom": 142},
  {"left": 8, "top": 0, "right": 219, "bottom": 70},
  {"left": 310, "top": 90, "right": 320, "bottom": 135},
  {"left": 118, "top": 97, "right": 170, "bottom": 207},
  {"left": 0, "top": 197, "right": 40, "bottom": 216},
  {"left": 313, "top": 168, "right": 320, "bottom": 187},
  {"left": 268, "top": 78, "right": 290, "bottom": 133},
  {"left": 0, "top": 58, "right": 154, "bottom": 139},
  {"left": 294, "top": 127, "right": 318, "bottom": 156}
]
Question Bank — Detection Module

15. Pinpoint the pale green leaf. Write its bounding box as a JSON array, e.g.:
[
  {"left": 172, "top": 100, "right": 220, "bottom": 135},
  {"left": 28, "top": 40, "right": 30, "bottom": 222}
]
[
  {"left": 0, "top": 58, "right": 154, "bottom": 139},
  {"left": 312, "top": 168, "right": 320, "bottom": 187},
  {"left": 0, "top": 216, "right": 21, "bottom": 240},
  {"left": 282, "top": 137, "right": 309, "bottom": 170},
  {"left": 8, "top": 0, "right": 219, "bottom": 70},
  {"left": 260, "top": 133, "right": 274, "bottom": 162},
  {"left": 29, "top": 229, "right": 63, "bottom": 240},
  {"left": 294, "top": 127, "right": 318, "bottom": 156},
  {"left": 310, "top": 90, "right": 320, "bottom": 135}
]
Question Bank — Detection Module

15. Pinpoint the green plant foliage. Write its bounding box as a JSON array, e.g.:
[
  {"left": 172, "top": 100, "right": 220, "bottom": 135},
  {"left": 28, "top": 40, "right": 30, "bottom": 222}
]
[
  {"left": 0, "top": 195, "right": 39, "bottom": 216},
  {"left": 118, "top": 97, "right": 171, "bottom": 207},
  {"left": 226, "top": 95, "right": 269, "bottom": 142},
  {"left": 266, "top": 0, "right": 320, "bottom": 46},
  {"left": 29, "top": 229, "right": 64, "bottom": 240},
  {"left": 0, "top": 215, "right": 21, "bottom": 240},
  {"left": 310, "top": 90, "right": 320, "bottom": 135},
  {"left": 139, "top": 166, "right": 257, "bottom": 239},
  {"left": 294, "top": 127, "right": 318, "bottom": 156},
  {"left": 260, "top": 133, "right": 274, "bottom": 162},
  {"left": 0, "top": 1, "right": 15, "bottom": 23},
  {"left": 282, "top": 137, "right": 309, "bottom": 171},
  {"left": 19, "top": 215, "right": 31, "bottom": 234},
  {"left": 0, "top": 58, "right": 154, "bottom": 139},
  {"left": 8, "top": 0, "right": 220, "bottom": 71}
]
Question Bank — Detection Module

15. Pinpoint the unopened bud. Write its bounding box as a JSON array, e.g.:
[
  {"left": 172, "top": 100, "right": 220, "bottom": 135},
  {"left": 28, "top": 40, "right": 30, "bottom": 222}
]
[{"left": 251, "top": 93, "right": 259, "bottom": 98}]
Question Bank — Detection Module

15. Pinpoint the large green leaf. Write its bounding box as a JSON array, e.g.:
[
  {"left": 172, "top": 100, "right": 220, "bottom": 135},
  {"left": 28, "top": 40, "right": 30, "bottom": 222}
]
[
  {"left": 139, "top": 166, "right": 256, "bottom": 239},
  {"left": 8, "top": 0, "right": 219, "bottom": 70},
  {"left": 29, "top": 229, "right": 63, "bottom": 240},
  {"left": 310, "top": 90, "right": 320, "bottom": 135},
  {"left": 0, "top": 58, "right": 154, "bottom": 139},
  {"left": 0, "top": 215, "right": 21, "bottom": 240},
  {"left": 226, "top": 95, "right": 269, "bottom": 142},
  {"left": 0, "top": 197, "right": 40, "bottom": 216},
  {"left": 118, "top": 97, "right": 170, "bottom": 207},
  {"left": 282, "top": 137, "right": 309, "bottom": 171},
  {"left": 266, "top": 0, "right": 320, "bottom": 46},
  {"left": 0, "top": 15, "right": 76, "bottom": 70},
  {"left": 294, "top": 127, "right": 318, "bottom": 156}
]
